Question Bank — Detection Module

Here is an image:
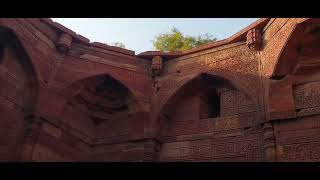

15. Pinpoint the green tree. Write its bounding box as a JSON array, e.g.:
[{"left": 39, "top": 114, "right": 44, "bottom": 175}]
[{"left": 152, "top": 27, "right": 217, "bottom": 52}]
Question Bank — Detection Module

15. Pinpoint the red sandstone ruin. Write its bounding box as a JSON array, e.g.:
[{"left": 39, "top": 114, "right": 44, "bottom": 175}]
[{"left": 0, "top": 18, "right": 319, "bottom": 162}]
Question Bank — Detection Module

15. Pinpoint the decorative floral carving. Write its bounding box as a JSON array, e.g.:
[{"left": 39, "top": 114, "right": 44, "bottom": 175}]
[{"left": 246, "top": 28, "right": 262, "bottom": 51}]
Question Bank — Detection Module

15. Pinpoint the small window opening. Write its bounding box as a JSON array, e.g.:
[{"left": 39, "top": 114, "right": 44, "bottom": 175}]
[
  {"left": 270, "top": 75, "right": 286, "bottom": 80},
  {"left": 199, "top": 88, "right": 220, "bottom": 119}
]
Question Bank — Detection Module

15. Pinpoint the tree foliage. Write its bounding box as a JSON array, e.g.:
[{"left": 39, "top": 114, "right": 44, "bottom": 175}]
[{"left": 152, "top": 27, "right": 217, "bottom": 52}]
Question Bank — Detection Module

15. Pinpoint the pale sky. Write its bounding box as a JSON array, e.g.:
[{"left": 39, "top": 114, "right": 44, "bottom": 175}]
[{"left": 52, "top": 18, "right": 258, "bottom": 54}]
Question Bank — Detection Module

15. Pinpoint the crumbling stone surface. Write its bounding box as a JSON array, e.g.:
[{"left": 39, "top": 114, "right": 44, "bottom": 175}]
[{"left": 0, "top": 18, "right": 320, "bottom": 162}]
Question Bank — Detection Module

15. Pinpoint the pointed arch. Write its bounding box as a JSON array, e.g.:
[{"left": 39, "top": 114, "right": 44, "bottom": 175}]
[
  {"left": 60, "top": 73, "right": 144, "bottom": 117},
  {"left": 271, "top": 19, "right": 320, "bottom": 78},
  {"left": 0, "top": 26, "right": 39, "bottom": 161},
  {"left": 150, "top": 70, "right": 260, "bottom": 139},
  {"left": 0, "top": 26, "right": 39, "bottom": 113}
]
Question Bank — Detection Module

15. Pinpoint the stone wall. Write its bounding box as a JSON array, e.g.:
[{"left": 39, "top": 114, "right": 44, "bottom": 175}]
[{"left": 1, "top": 18, "right": 320, "bottom": 161}]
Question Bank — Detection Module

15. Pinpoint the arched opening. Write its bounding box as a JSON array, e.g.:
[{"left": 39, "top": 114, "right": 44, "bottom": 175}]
[
  {"left": 270, "top": 20, "right": 320, "bottom": 113},
  {"left": 159, "top": 73, "right": 258, "bottom": 137},
  {"left": 61, "top": 74, "right": 140, "bottom": 144},
  {"left": 199, "top": 87, "right": 220, "bottom": 119},
  {"left": 157, "top": 73, "right": 260, "bottom": 161},
  {"left": 0, "top": 27, "right": 38, "bottom": 161},
  {"left": 272, "top": 20, "right": 320, "bottom": 78},
  {"left": 74, "top": 75, "right": 131, "bottom": 124}
]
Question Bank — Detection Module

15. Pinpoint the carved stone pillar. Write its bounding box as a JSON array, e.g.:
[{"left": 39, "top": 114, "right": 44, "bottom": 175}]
[
  {"left": 56, "top": 33, "right": 72, "bottom": 54},
  {"left": 262, "top": 122, "right": 277, "bottom": 161},
  {"left": 20, "top": 116, "right": 43, "bottom": 162},
  {"left": 246, "top": 28, "right": 262, "bottom": 51},
  {"left": 143, "top": 139, "right": 161, "bottom": 162}
]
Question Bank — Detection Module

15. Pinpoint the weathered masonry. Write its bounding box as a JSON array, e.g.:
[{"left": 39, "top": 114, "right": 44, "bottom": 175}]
[{"left": 1, "top": 18, "right": 320, "bottom": 161}]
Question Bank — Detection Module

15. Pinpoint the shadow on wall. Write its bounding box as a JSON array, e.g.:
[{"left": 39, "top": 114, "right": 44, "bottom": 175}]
[
  {"left": 1, "top": 19, "right": 320, "bottom": 162},
  {"left": 0, "top": 26, "right": 38, "bottom": 161}
]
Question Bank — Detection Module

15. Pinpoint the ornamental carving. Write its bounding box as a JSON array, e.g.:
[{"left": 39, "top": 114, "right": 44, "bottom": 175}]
[
  {"left": 2, "top": 18, "right": 320, "bottom": 162},
  {"left": 151, "top": 56, "right": 163, "bottom": 77},
  {"left": 293, "top": 81, "right": 320, "bottom": 110},
  {"left": 56, "top": 33, "right": 72, "bottom": 54},
  {"left": 282, "top": 143, "right": 320, "bottom": 161},
  {"left": 160, "top": 141, "right": 255, "bottom": 161},
  {"left": 246, "top": 28, "right": 262, "bottom": 51}
]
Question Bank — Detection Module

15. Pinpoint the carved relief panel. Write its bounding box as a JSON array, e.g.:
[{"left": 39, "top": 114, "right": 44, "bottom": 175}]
[
  {"left": 280, "top": 142, "right": 320, "bottom": 162},
  {"left": 293, "top": 81, "right": 320, "bottom": 111},
  {"left": 160, "top": 137, "right": 262, "bottom": 161},
  {"left": 274, "top": 115, "right": 320, "bottom": 162}
]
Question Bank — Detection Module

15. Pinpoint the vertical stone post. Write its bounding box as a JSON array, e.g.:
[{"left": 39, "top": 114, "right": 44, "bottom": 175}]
[
  {"left": 20, "top": 116, "right": 43, "bottom": 162},
  {"left": 263, "top": 122, "right": 277, "bottom": 162}
]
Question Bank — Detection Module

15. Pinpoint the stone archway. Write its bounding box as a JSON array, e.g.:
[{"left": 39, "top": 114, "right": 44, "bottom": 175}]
[
  {"left": 59, "top": 73, "right": 145, "bottom": 146},
  {"left": 0, "top": 26, "right": 39, "bottom": 161},
  {"left": 153, "top": 72, "right": 262, "bottom": 161},
  {"left": 271, "top": 19, "right": 320, "bottom": 79}
]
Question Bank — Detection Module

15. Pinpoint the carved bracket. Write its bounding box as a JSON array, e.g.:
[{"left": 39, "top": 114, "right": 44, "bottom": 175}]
[
  {"left": 56, "top": 33, "right": 72, "bottom": 55},
  {"left": 150, "top": 56, "right": 163, "bottom": 78},
  {"left": 246, "top": 28, "right": 262, "bottom": 51},
  {"left": 151, "top": 56, "right": 164, "bottom": 93}
]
